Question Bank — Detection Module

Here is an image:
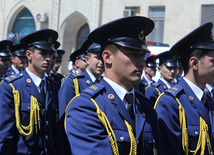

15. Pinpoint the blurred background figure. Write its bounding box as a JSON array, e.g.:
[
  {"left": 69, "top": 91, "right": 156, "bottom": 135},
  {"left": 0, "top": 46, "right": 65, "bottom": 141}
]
[
  {"left": 137, "top": 55, "right": 157, "bottom": 95},
  {"left": 145, "top": 51, "right": 178, "bottom": 105},
  {"left": 0, "top": 40, "right": 13, "bottom": 80},
  {"left": 5, "top": 43, "right": 27, "bottom": 77},
  {"left": 69, "top": 48, "right": 87, "bottom": 74}
]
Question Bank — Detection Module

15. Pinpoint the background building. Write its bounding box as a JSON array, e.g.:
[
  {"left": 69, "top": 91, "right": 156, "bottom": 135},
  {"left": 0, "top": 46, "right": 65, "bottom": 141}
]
[{"left": 0, "top": 0, "right": 214, "bottom": 75}]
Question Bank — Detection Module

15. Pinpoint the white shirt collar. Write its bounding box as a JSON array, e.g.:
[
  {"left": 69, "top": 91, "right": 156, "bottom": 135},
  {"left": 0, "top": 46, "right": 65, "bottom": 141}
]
[
  {"left": 12, "top": 65, "right": 20, "bottom": 74},
  {"left": 144, "top": 75, "right": 153, "bottom": 85},
  {"left": 26, "top": 68, "right": 45, "bottom": 87},
  {"left": 183, "top": 77, "right": 204, "bottom": 101},
  {"left": 206, "top": 84, "right": 213, "bottom": 93},
  {"left": 160, "top": 78, "right": 172, "bottom": 89}
]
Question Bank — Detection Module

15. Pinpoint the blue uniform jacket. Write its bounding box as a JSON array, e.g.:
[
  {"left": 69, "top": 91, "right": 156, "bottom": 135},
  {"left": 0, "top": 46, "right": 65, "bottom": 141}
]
[
  {"left": 58, "top": 71, "right": 97, "bottom": 154},
  {"left": 145, "top": 79, "right": 168, "bottom": 106},
  {"left": 156, "top": 78, "right": 214, "bottom": 154},
  {"left": 58, "top": 71, "right": 95, "bottom": 120},
  {"left": 0, "top": 70, "right": 61, "bottom": 155},
  {"left": 66, "top": 79, "right": 159, "bottom": 155},
  {"left": 50, "top": 73, "right": 64, "bottom": 91},
  {"left": 4, "top": 66, "right": 16, "bottom": 77},
  {"left": 136, "top": 77, "right": 147, "bottom": 95}
]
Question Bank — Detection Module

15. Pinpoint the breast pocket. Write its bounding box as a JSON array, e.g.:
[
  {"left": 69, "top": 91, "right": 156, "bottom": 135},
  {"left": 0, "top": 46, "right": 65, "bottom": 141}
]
[
  {"left": 187, "top": 124, "right": 200, "bottom": 150},
  {"left": 20, "top": 102, "right": 31, "bottom": 126}
]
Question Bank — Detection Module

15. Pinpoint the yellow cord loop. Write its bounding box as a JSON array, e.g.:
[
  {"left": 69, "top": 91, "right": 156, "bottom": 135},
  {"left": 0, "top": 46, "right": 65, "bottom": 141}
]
[
  {"left": 155, "top": 93, "right": 213, "bottom": 155},
  {"left": 9, "top": 83, "right": 40, "bottom": 137},
  {"left": 64, "top": 94, "right": 80, "bottom": 133},
  {"left": 73, "top": 78, "right": 80, "bottom": 96},
  {"left": 90, "top": 98, "right": 137, "bottom": 155},
  {"left": 124, "top": 120, "right": 137, "bottom": 155}
]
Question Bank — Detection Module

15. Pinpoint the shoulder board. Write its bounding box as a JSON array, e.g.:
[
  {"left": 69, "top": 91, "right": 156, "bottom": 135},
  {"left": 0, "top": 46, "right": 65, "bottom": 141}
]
[
  {"left": 4, "top": 74, "right": 23, "bottom": 83},
  {"left": 82, "top": 83, "right": 105, "bottom": 98},
  {"left": 151, "top": 82, "right": 160, "bottom": 87},
  {"left": 69, "top": 72, "right": 85, "bottom": 78},
  {"left": 165, "top": 84, "right": 183, "bottom": 97}
]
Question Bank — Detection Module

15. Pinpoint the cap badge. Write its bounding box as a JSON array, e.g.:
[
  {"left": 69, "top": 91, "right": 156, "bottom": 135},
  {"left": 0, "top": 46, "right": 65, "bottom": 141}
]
[
  {"left": 48, "top": 37, "right": 52, "bottom": 43},
  {"left": 108, "top": 94, "right": 114, "bottom": 100},
  {"left": 173, "top": 55, "right": 177, "bottom": 60},
  {"left": 6, "top": 46, "right": 10, "bottom": 51},
  {"left": 139, "top": 31, "right": 144, "bottom": 40},
  {"left": 21, "top": 48, "right": 25, "bottom": 52}
]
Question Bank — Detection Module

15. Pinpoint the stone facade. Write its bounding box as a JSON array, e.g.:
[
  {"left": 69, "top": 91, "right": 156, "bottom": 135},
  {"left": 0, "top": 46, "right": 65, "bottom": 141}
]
[{"left": 0, "top": 0, "right": 214, "bottom": 75}]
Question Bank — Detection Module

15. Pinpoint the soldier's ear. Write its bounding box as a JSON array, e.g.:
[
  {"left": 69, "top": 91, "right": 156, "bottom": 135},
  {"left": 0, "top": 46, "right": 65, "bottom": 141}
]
[
  {"left": 102, "top": 49, "right": 112, "bottom": 65},
  {"left": 189, "top": 56, "right": 198, "bottom": 70},
  {"left": 26, "top": 50, "right": 32, "bottom": 61}
]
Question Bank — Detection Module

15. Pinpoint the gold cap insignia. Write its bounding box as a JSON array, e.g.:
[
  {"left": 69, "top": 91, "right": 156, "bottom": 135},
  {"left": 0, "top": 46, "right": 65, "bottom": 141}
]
[
  {"left": 108, "top": 94, "right": 114, "bottom": 100},
  {"left": 48, "top": 37, "right": 52, "bottom": 43},
  {"left": 26, "top": 79, "right": 31, "bottom": 83},
  {"left": 139, "top": 31, "right": 144, "bottom": 40},
  {"left": 86, "top": 80, "right": 90, "bottom": 84},
  {"left": 189, "top": 96, "right": 194, "bottom": 101}
]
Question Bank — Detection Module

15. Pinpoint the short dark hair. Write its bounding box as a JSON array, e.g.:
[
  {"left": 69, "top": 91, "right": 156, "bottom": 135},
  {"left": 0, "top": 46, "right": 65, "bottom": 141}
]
[{"left": 182, "top": 49, "right": 208, "bottom": 75}]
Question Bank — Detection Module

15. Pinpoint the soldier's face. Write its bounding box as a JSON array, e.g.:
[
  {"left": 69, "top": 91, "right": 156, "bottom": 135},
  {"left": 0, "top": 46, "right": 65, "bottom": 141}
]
[
  {"left": 104, "top": 46, "right": 146, "bottom": 91},
  {"left": 158, "top": 64, "right": 177, "bottom": 83},
  {"left": 85, "top": 53, "right": 104, "bottom": 78},
  {"left": 26, "top": 48, "right": 53, "bottom": 75},
  {"left": 75, "top": 59, "right": 87, "bottom": 73},
  {"left": 0, "top": 57, "right": 11, "bottom": 74},
  {"left": 51, "top": 60, "right": 61, "bottom": 73},
  {"left": 11, "top": 56, "right": 27, "bottom": 71},
  {"left": 197, "top": 51, "right": 214, "bottom": 85},
  {"left": 144, "top": 66, "right": 156, "bottom": 77}
]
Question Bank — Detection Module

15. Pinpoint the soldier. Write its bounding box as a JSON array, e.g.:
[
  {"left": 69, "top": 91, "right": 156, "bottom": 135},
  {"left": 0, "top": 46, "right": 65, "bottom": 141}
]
[
  {"left": 136, "top": 55, "right": 157, "bottom": 95},
  {"left": 49, "top": 49, "right": 65, "bottom": 90},
  {"left": 0, "top": 40, "right": 13, "bottom": 80},
  {"left": 155, "top": 22, "right": 214, "bottom": 154},
  {"left": 65, "top": 16, "right": 159, "bottom": 154},
  {"left": 145, "top": 51, "right": 178, "bottom": 105},
  {"left": 58, "top": 41, "right": 104, "bottom": 154},
  {"left": 69, "top": 48, "right": 87, "bottom": 74},
  {"left": 0, "top": 29, "right": 62, "bottom": 154},
  {"left": 5, "top": 43, "right": 27, "bottom": 77}
]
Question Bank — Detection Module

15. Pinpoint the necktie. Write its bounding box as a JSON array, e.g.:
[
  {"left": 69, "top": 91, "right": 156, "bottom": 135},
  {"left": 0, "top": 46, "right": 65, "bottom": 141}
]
[
  {"left": 94, "top": 79, "right": 99, "bottom": 84},
  {"left": 125, "top": 93, "right": 135, "bottom": 123},
  {"left": 202, "top": 93, "right": 209, "bottom": 110},
  {"left": 40, "top": 80, "right": 46, "bottom": 103}
]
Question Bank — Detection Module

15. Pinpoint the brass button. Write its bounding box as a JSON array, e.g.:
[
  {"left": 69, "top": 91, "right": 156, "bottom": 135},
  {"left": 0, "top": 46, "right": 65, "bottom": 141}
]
[
  {"left": 195, "top": 131, "right": 199, "bottom": 136},
  {"left": 46, "top": 135, "right": 48, "bottom": 140},
  {"left": 120, "top": 137, "right": 125, "bottom": 142},
  {"left": 46, "top": 121, "right": 49, "bottom": 126}
]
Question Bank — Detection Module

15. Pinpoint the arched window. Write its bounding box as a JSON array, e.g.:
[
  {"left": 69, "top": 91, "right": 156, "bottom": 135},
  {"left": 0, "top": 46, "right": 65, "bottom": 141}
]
[
  {"left": 76, "top": 24, "right": 89, "bottom": 49},
  {"left": 9, "top": 8, "right": 36, "bottom": 44}
]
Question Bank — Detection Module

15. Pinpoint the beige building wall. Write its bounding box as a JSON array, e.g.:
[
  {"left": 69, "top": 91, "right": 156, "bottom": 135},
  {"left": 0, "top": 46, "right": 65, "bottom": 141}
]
[{"left": 0, "top": 0, "right": 214, "bottom": 75}]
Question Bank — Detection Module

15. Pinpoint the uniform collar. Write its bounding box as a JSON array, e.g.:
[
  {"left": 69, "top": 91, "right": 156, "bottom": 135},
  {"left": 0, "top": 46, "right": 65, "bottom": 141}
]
[
  {"left": 103, "top": 77, "right": 134, "bottom": 102},
  {"left": 26, "top": 68, "right": 45, "bottom": 87},
  {"left": 159, "top": 78, "right": 172, "bottom": 88},
  {"left": 86, "top": 69, "right": 101, "bottom": 83},
  {"left": 183, "top": 77, "right": 204, "bottom": 101},
  {"left": 11, "top": 64, "right": 20, "bottom": 74},
  {"left": 144, "top": 75, "right": 153, "bottom": 85}
]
